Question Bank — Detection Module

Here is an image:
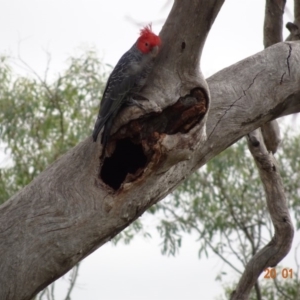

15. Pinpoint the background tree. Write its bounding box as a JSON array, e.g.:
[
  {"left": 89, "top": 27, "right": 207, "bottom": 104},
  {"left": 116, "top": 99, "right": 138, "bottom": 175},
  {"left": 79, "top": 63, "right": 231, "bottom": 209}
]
[
  {"left": 0, "top": 50, "right": 108, "bottom": 203},
  {"left": 157, "top": 135, "right": 300, "bottom": 300},
  {"left": 0, "top": 1, "right": 300, "bottom": 299}
]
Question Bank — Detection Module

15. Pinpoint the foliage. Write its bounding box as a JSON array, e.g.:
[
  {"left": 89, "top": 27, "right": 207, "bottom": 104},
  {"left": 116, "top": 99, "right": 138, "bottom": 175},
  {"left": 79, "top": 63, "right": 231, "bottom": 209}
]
[
  {"left": 156, "top": 134, "right": 300, "bottom": 255},
  {"left": 0, "top": 51, "right": 109, "bottom": 204},
  {"left": 154, "top": 133, "right": 300, "bottom": 299}
]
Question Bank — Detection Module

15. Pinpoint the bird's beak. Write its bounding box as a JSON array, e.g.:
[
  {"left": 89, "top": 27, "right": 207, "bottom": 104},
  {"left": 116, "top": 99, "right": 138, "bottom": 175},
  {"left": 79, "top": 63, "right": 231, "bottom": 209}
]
[{"left": 151, "top": 45, "right": 160, "bottom": 57}]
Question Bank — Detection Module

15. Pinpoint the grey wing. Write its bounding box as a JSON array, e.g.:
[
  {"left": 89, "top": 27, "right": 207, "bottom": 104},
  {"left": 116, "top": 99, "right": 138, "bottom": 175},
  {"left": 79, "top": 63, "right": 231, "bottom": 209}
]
[{"left": 92, "top": 51, "right": 142, "bottom": 142}]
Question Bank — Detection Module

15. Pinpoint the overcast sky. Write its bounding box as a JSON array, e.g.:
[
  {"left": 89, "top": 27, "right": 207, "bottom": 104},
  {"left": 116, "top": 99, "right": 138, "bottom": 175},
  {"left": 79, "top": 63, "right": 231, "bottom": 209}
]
[
  {"left": 0, "top": 0, "right": 294, "bottom": 78},
  {"left": 0, "top": 0, "right": 298, "bottom": 299}
]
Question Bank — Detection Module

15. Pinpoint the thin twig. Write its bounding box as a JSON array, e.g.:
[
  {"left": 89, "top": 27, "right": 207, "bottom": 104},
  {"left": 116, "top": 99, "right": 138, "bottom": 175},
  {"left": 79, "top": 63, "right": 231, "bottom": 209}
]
[
  {"left": 160, "top": 204, "right": 243, "bottom": 274},
  {"left": 64, "top": 263, "right": 80, "bottom": 300}
]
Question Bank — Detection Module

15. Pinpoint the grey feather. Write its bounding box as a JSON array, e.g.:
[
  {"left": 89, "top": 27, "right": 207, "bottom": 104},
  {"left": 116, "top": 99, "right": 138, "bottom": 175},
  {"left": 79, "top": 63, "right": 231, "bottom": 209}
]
[{"left": 92, "top": 43, "right": 157, "bottom": 151}]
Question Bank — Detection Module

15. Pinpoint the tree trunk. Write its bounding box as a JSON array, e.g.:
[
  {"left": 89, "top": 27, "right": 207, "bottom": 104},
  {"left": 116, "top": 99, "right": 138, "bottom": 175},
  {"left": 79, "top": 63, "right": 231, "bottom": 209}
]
[{"left": 1, "top": 1, "right": 300, "bottom": 299}]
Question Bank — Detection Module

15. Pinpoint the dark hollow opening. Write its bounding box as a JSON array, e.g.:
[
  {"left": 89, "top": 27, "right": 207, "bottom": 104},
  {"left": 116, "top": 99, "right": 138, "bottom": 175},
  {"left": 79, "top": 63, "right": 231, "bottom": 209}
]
[{"left": 101, "top": 138, "right": 147, "bottom": 190}]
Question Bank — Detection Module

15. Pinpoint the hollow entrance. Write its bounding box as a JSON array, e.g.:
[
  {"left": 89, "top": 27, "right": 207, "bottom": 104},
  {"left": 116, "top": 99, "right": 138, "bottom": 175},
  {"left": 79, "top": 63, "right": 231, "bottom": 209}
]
[
  {"left": 100, "top": 88, "right": 208, "bottom": 191},
  {"left": 100, "top": 138, "right": 147, "bottom": 190}
]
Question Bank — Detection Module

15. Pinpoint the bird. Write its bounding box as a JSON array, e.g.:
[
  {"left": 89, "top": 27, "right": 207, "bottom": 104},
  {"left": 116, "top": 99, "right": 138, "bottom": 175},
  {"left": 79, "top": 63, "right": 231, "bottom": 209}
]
[{"left": 92, "top": 25, "right": 161, "bottom": 155}]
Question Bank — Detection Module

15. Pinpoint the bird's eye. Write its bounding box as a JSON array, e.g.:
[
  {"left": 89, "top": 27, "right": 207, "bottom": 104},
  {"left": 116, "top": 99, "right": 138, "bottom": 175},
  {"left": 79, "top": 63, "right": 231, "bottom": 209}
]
[{"left": 145, "top": 42, "right": 149, "bottom": 47}]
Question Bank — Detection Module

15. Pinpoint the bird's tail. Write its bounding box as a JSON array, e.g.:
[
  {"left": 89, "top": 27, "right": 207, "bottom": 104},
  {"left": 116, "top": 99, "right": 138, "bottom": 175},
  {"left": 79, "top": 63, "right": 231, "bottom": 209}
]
[
  {"left": 101, "top": 118, "right": 113, "bottom": 153},
  {"left": 92, "top": 114, "right": 113, "bottom": 156},
  {"left": 92, "top": 115, "right": 106, "bottom": 142}
]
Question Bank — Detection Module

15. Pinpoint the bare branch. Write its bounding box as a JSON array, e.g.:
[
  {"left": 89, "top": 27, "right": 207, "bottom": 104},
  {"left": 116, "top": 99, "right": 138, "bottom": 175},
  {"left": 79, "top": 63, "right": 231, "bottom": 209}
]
[
  {"left": 261, "top": 120, "right": 281, "bottom": 154},
  {"left": 286, "top": 0, "right": 300, "bottom": 40},
  {"left": 223, "top": 230, "right": 247, "bottom": 268},
  {"left": 158, "top": 204, "right": 243, "bottom": 274},
  {"left": 38, "top": 289, "right": 47, "bottom": 300},
  {"left": 191, "top": 224, "right": 243, "bottom": 275},
  {"left": 261, "top": 0, "right": 286, "bottom": 153},
  {"left": 230, "top": 130, "right": 294, "bottom": 300},
  {"left": 286, "top": 21, "right": 300, "bottom": 40},
  {"left": 233, "top": 5, "right": 294, "bottom": 297},
  {"left": 295, "top": 0, "right": 300, "bottom": 23},
  {"left": 264, "top": 0, "right": 286, "bottom": 48},
  {"left": 15, "top": 51, "right": 66, "bottom": 143},
  {"left": 50, "top": 283, "right": 55, "bottom": 300},
  {"left": 254, "top": 281, "right": 262, "bottom": 300},
  {"left": 64, "top": 263, "right": 80, "bottom": 300}
]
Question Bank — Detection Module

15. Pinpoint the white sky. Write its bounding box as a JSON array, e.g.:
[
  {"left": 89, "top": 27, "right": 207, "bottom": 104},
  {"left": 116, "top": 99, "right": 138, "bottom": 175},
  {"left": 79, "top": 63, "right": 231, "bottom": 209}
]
[
  {"left": 0, "top": 0, "right": 294, "bottom": 78},
  {"left": 0, "top": 0, "right": 299, "bottom": 299}
]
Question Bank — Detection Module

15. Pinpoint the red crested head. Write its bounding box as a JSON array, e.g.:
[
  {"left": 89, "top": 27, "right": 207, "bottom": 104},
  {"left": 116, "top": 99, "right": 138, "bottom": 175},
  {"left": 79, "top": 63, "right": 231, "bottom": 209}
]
[{"left": 137, "top": 25, "right": 161, "bottom": 54}]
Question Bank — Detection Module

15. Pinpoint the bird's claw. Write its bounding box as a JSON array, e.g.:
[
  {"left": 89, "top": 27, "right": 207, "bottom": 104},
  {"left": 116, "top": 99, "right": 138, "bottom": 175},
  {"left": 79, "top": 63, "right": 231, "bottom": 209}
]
[
  {"left": 131, "top": 93, "right": 149, "bottom": 101},
  {"left": 126, "top": 96, "right": 148, "bottom": 112}
]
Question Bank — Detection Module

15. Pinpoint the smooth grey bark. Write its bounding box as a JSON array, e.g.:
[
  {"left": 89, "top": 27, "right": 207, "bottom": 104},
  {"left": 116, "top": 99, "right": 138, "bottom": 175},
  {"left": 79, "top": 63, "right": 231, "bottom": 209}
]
[
  {"left": 233, "top": 3, "right": 289, "bottom": 297},
  {"left": 1, "top": 3, "right": 300, "bottom": 300},
  {"left": 234, "top": 4, "right": 288, "bottom": 298},
  {"left": 230, "top": 129, "right": 294, "bottom": 300},
  {"left": 260, "top": 0, "right": 286, "bottom": 154},
  {"left": 264, "top": 0, "right": 285, "bottom": 48},
  {"left": 202, "top": 41, "right": 300, "bottom": 163},
  {"left": 286, "top": 0, "right": 300, "bottom": 41}
]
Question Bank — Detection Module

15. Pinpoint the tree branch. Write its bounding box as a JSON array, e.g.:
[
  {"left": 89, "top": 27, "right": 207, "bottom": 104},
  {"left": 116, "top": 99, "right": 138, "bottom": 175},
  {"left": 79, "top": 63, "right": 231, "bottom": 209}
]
[
  {"left": 203, "top": 42, "right": 300, "bottom": 165},
  {"left": 0, "top": 1, "right": 226, "bottom": 299},
  {"left": 231, "top": 5, "right": 292, "bottom": 298},
  {"left": 1, "top": 11, "right": 300, "bottom": 300},
  {"left": 261, "top": 0, "right": 286, "bottom": 154},
  {"left": 286, "top": 0, "right": 300, "bottom": 41},
  {"left": 264, "top": 0, "right": 286, "bottom": 48},
  {"left": 230, "top": 130, "right": 294, "bottom": 300}
]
